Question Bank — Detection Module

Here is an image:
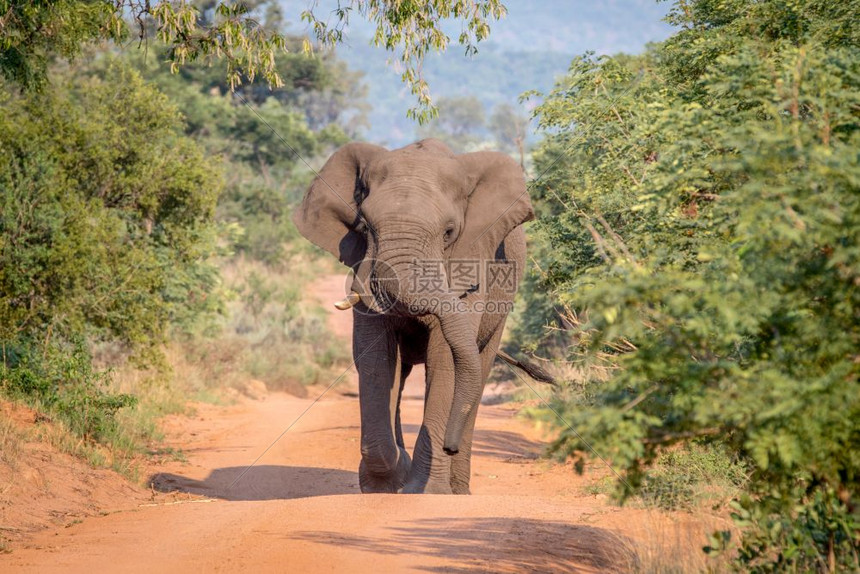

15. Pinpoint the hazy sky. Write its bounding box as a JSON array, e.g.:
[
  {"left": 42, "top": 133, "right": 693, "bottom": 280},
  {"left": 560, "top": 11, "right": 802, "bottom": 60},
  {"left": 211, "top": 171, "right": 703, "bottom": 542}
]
[
  {"left": 278, "top": 1, "right": 676, "bottom": 145},
  {"left": 281, "top": 0, "right": 674, "bottom": 55}
]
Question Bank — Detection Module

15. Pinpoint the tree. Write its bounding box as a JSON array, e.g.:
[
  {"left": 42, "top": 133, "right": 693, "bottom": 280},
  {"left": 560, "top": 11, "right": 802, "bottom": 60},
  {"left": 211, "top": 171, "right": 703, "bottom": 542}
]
[
  {"left": 302, "top": 0, "right": 505, "bottom": 121},
  {"left": 292, "top": 57, "right": 370, "bottom": 137},
  {"left": 526, "top": 1, "right": 860, "bottom": 570},
  {"left": 489, "top": 102, "right": 528, "bottom": 168},
  {"left": 416, "top": 95, "right": 486, "bottom": 152},
  {"left": 0, "top": 0, "right": 506, "bottom": 120},
  {"left": 0, "top": 0, "right": 381, "bottom": 454},
  {"left": 108, "top": 40, "right": 358, "bottom": 265},
  {"left": 0, "top": 0, "right": 284, "bottom": 89},
  {"left": 0, "top": 63, "right": 221, "bottom": 361}
]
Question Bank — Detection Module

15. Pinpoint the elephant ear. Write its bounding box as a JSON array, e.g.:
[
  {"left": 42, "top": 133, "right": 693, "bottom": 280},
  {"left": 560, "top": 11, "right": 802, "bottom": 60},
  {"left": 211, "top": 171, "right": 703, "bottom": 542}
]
[
  {"left": 451, "top": 151, "right": 535, "bottom": 261},
  {"left": 292, "top": 142, "right": 385, "bottom": 267}
]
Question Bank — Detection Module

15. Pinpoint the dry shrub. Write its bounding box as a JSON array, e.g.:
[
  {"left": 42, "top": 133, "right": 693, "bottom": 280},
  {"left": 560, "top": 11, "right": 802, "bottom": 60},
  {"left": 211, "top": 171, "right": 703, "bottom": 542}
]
[
  {"left": 0, "top": 414, "right": 22, "bottom": 466},
  {"left": 634, "top": 512, "right": 738, "bottom": 573}
]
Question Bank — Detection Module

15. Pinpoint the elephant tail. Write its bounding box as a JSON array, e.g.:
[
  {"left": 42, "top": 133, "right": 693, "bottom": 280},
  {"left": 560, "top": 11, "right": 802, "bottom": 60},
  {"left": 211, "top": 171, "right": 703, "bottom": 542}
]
[{"left": 495, "top": 350, "right": 558, "bottom": 387}]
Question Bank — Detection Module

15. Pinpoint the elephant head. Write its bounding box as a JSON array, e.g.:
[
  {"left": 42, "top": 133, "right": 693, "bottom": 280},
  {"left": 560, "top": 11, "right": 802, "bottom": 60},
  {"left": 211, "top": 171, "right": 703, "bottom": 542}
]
[{"left": 292, "top": 139, "right": 534, "bottom": 454}]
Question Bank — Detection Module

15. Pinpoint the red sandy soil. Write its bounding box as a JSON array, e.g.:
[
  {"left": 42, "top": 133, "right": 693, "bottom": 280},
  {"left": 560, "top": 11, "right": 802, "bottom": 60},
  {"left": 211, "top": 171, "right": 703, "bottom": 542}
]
[{"left": 0, "top": 275, "right": 726, "bottom": 573}]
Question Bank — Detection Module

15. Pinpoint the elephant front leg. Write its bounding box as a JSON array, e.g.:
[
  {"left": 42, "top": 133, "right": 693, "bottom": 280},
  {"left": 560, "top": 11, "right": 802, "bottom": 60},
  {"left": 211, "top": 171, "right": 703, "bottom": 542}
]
[
  {"left": 449, "top": 327, "right": 504, "bottom": 494},
  {"left": 401, "top": 327, "right": 456, "bottom": 494},
  {"left": 355, "top": 315, "right": 411, "bottom": 493}
]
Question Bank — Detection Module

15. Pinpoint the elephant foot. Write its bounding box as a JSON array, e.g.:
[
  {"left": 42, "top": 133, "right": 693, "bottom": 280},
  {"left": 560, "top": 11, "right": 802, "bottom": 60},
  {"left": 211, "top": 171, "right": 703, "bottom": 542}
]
[
  {"left": 400, "top": 476, "right": 454, "bottom": 495},
  {"left": 451, "top": 482, "right": 471, "bottom": 495},
  {"left": 450, "top": 467, "right": 472, "bottom": 494},
  {"left": 359, "top": 447, "right": 411, "bottom": 493}
]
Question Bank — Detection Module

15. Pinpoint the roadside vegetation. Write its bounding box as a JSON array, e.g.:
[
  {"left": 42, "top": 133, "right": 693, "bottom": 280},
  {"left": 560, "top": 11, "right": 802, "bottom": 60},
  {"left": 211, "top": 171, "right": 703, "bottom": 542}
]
[
  {"left": 0, "top": 2, "right": 367, "bottom": 476},
  {"left": 518, "top": 0, "right": 860, "bottom": 570}
]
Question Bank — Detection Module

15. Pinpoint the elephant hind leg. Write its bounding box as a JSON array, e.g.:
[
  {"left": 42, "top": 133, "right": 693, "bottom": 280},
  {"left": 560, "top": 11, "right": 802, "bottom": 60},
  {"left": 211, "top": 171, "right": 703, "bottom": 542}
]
[{"left": 395, "top": 363, "right": 411, "bottom": 449}]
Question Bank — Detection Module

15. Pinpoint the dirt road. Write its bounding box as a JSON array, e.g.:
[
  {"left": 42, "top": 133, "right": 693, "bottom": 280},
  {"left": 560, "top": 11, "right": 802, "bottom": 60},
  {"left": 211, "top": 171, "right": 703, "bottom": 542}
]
[{"left": 2, "top": 276, "right": 692, "bottom": 573}]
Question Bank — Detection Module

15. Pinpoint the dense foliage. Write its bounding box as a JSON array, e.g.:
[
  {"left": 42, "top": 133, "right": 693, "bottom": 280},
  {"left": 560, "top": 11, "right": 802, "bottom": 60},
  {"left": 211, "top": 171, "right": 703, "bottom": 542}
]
[
  {"left": 0, "top": 0, "right": 506, "bottom": 120},
  {"left": 0, "top": 0, "right": 287, "bottom": 89},
  {"left": 116, "top": 42, "right": 357, "bottom": 265},
  {"left": 0, "top": 64, "right": 221, "bottom": 360},
  {"left": 0, "top": 62, "right": 221, "bottom": 444},
  {"left": 0, "top": 1, "right": 369, "bottom": 453},
  {"left": 525, "top": 0, "right": 859, "bottom": 570}
]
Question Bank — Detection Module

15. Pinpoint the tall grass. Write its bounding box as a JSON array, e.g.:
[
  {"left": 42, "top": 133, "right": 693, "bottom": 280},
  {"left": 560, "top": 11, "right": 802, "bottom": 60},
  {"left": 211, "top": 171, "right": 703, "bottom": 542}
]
[
  {"left": 162, "top": 254, "right": 351, "bottom": 398},
  {"left": 638, "top": 444, "right": 749, "bottom": 513},
  {"left": 626, "top": 511, "right": 739, "bottom": 573},
  {"left": 0, "top": 413, "right": 22, "bottom": 467},
  {"left": 0, "top": 339, "right": 144, "bottom": 476}
]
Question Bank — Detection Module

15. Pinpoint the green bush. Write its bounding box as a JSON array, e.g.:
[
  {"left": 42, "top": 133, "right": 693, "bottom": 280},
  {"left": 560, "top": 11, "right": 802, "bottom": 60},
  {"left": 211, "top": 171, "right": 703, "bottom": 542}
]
[
  {"left": 0, "top": 60, "right": 220, "bottom": 456},
  {"left": 525, "top": 1, "right": 860, "bottom": 570},
  {"left": 0, "top": 63, "right": 221, "bottom": 363},
  {"left": 1, "top": 340, "right": 135, "bottom": 444},
  {"left": 639, "top": 444, "right": 748, "bottom": 512},
  {"left": 228, "top": 262, "right": 351, "bottom": 389}
]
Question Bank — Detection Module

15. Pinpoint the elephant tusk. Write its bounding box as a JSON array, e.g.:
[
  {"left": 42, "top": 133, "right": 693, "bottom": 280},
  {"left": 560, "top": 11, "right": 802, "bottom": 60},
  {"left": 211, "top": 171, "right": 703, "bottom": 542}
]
[{"left": 334, "top": 291, "right": 361, "bottom": 311}]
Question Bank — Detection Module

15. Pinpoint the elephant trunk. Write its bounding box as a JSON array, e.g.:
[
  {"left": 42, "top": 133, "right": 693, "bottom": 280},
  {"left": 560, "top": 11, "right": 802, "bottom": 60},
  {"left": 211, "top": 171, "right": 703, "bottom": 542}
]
[
  {"left": 436, "top": 310, "right": 482, "bottom": 455},
  {"left": 373, "top": 236, "right": 482, "bottom": 455}
]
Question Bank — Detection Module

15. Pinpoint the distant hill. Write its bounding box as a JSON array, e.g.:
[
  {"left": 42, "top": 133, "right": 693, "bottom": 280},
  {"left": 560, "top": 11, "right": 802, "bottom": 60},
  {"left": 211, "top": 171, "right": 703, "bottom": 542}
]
[{"left": 280, "top": 1, "right": 674, "bottom": 146}]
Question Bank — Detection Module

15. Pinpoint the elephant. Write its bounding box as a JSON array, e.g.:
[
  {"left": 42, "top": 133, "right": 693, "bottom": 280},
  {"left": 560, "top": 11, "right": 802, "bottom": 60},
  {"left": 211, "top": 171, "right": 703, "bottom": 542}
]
[{"left": 292, "top": 138, "right": 537, "bottom": 494}]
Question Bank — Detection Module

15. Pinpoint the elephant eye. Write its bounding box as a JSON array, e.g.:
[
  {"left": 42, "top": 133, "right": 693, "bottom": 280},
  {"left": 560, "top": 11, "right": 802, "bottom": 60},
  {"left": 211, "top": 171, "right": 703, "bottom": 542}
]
[{"left": 444, "top": 224, "right": 456, "bottom": 243}]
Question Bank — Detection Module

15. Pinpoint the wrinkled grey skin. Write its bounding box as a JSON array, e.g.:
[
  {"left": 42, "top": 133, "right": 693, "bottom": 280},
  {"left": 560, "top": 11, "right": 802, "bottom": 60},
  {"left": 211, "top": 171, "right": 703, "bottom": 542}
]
[{"left": 292, "top": 139, "right": 534, "bottom": 494}]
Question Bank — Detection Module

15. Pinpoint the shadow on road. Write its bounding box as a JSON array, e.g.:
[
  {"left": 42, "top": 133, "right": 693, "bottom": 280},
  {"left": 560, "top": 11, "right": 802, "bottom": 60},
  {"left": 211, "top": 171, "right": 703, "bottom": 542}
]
[
  {"left": 291, "top": 517, "right": 638, "bottom": 573},
  {"left": 149, "top": 465, "right": 358, "bottom": 501},
  {"left": 396, "top": 424, "right": 543, "bottom": 463},
  {"left": 471, "top": 429, "right": 542, "bottom": 462},
  {"left": 394, "top": 424, "right": 544, "bottom": 462}
]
